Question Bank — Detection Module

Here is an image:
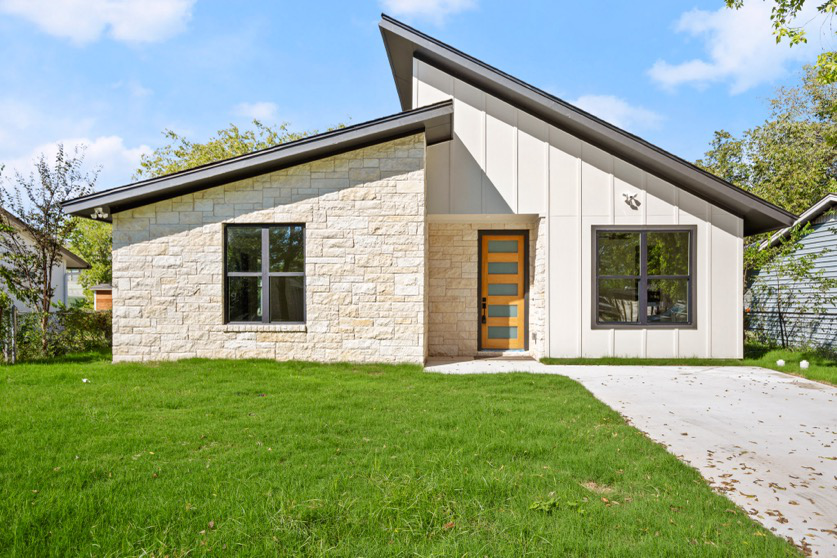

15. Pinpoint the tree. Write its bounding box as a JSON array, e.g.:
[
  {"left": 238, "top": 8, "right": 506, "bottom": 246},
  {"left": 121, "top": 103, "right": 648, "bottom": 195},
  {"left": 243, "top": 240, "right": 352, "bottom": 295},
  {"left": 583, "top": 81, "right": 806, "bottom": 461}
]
[
  {"left": 726, "top": 1, "right": 837, "bottom": 83},
  {"left": 0, "top": 145, "right": 97, "bottom": 353},
  {"left": 696, "top": 66, "right": 837, "bottom": 273},
  {"left": 697, "top": 66, "right": 836, "bottom": 215},
  {"left": 68, "top": 219, "right": 112, "bottom": 306},
  {"left": 135, "top": 119, "right": 344, "bottom": 179}
]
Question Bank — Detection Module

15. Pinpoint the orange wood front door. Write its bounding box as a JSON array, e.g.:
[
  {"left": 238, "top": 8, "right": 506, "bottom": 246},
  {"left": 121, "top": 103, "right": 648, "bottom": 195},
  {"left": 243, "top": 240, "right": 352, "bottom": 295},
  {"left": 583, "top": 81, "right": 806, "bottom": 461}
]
[{"left": 480, "top": 233, "right": 526, "bottom": 350}]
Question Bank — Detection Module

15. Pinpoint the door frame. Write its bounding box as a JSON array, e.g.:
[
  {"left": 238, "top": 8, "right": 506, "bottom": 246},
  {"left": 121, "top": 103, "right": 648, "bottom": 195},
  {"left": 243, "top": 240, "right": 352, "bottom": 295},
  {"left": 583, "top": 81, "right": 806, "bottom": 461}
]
[{"left": 477, "top": 229, "right": 529, "bottom": 351}]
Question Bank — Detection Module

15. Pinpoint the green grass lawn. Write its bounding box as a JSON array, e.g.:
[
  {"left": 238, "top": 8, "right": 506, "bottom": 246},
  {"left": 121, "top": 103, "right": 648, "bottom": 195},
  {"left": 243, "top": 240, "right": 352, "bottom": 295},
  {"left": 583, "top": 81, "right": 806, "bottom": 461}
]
[
  {"left": 542, "top": 343, "right": 837, "bottom": 386},
  {"left": 0, "top": 355, "right": 798, "bottom": 557}
]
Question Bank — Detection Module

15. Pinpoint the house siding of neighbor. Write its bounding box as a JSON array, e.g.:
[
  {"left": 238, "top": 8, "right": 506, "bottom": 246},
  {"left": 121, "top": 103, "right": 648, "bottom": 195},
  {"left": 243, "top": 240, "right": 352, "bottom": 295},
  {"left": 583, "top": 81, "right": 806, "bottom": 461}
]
[
  {"left": 0, "top": 208, "right": 89, "bottom": 312},
  {"left": 62, "top": 15, "right": 796, "bottom": 363},
  {"left": 748, "top": 195, "right": 837, "bottom": 351}
]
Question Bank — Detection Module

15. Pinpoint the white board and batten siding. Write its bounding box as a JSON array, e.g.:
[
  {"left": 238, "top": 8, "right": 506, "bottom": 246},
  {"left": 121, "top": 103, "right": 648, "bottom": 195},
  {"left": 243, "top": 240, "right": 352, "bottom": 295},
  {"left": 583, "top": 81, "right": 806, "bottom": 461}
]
[{"left": 414, "top": 58, "right": 744, "bottom": 358}]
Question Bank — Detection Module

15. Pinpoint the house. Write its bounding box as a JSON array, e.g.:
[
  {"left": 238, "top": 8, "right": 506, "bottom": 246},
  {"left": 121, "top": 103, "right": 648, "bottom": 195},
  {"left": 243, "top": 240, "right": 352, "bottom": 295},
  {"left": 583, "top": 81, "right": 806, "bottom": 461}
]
[
  {"left": 0, "top": 207, "right": 89, "bottom": 312},
  {"left": 89, "top": 283, "right": 113, "bottom": 311},
  {"left": 61, "top": 16, "right": 795, "bottom": 364},
  {"left": 747, "top": 193, "right": 837, "bottom": 350}
]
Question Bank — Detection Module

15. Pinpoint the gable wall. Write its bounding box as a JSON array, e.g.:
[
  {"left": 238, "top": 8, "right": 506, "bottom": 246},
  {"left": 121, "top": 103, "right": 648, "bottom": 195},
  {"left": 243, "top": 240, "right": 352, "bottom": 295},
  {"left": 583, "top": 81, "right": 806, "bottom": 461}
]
[
  {"left": 111, "top": 134, "right": 427, "bottom": 363},
  {"left": 414, "top": 59, "right": 744, "bottom": 358}
]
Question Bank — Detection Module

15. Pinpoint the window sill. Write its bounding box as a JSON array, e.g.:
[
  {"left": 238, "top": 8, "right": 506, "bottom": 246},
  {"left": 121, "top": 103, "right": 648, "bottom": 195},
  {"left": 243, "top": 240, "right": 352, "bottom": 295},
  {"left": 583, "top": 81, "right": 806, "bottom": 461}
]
[
  {"left": 591, "top": 323, "right": 696, "bottom": 330},
  {"left": 223, "top": 323, "right": 307, "bottom": 333}
]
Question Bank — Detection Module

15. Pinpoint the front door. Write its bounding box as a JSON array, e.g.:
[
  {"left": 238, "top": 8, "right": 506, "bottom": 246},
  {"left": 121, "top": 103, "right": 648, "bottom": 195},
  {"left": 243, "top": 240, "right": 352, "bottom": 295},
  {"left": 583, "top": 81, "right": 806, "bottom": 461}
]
[{"left": 479, "top": 231, "right": 527, "bottom": 350}]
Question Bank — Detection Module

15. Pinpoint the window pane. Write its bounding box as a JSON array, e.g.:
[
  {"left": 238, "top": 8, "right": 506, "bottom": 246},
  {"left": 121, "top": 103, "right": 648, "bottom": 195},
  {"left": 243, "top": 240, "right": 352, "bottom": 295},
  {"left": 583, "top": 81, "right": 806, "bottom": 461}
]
[
  {"left": 488, "top": 305, "right": 517, "bottom": 317},
  {"left": 598, "top": 278, "right": 640, "bottom": 323},
  {"left": 488, "top": 326, "right": 518, "bottom": 339},
  {"left": 269, "top": 226, "right": 305, "bottom": 272},
  {"left": 228, "top": 277, "right": 261, "bottom": 322},
  {"left": 226, "top": 227, "right": 262, "bottom": 272},
  {"left": 269, "top": 277, "right": 304, "bottom": 322},
  {"left": 488, "top": 283, "right": 517, "bottom": 296},
  {"left": 647, "top": 232, "right": 689, "bottom": 276},
  {"left": 647, "top": 279, "right": 689, "bottom": 323},
  {"left": 597, "top": 232, "right": 640, "bottom": 276},
  {"left": 488, "top": 240, "right": 518, "bottom": 253},
  {"left": 488, "top": 262, "right": 518, "bottom": 274}
]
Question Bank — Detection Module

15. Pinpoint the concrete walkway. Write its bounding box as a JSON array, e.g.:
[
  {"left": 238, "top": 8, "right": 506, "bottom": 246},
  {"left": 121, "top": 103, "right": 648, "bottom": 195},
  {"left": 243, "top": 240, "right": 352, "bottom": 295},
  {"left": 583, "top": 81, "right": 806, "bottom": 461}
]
[{"left": 425, "top": 358, "right": 837, "bottom": 556}]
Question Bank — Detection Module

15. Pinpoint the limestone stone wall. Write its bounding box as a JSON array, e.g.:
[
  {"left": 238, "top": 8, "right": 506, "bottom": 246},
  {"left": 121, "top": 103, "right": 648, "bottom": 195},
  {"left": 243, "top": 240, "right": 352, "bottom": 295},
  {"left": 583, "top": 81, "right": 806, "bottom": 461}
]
[
  {"left": 112, "top": 134, "right": 426, "bottom": 364},
  {"left": 427, "top": 219, "right": 545, "bottom": 358}
]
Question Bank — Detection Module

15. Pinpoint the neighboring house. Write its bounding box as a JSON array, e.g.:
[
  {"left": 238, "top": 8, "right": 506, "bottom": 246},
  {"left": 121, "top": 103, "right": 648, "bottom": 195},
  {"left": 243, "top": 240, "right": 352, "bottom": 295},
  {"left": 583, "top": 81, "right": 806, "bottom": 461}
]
[
  {"left": 62, "top": 16, "right": 795, "bottom": 364},
  {"left": 747, "top": 193, "right": 837, "bottom": 351},
  {"left": 0, "top": 208, "right": 89, "bottom": 312},
  {"left": 90, "top": 283, "right": 113, "bottom": 311}
]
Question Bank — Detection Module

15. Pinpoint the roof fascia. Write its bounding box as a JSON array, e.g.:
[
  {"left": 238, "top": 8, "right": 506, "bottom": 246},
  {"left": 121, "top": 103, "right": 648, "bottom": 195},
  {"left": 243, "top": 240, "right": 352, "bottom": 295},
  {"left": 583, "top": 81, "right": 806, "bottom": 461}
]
[
  {"left": 379, "top": 15, "right": 795, "bottom": 235},
  {"left": 62, "top": 100, "right": 454, "bottom": 221},
  {"left": 762, "top": 194, "right": 837, "bottom": 249}
]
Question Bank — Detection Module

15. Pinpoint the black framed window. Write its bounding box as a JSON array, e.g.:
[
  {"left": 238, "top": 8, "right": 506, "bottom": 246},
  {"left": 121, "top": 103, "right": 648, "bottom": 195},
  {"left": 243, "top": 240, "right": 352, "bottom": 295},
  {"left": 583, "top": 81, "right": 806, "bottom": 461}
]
[
  {"left": 225, "top": 225, "right": 305, "bottom": 323},
  {"left": 594, "top": 227, "right": 694, "bottom": 327}
]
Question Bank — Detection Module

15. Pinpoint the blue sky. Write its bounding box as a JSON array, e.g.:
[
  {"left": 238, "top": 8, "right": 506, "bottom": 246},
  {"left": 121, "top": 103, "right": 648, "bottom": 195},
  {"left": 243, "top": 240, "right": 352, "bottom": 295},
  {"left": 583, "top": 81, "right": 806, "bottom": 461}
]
[{"left": 0, "top": 0, "right": 828, "bottom": 190}]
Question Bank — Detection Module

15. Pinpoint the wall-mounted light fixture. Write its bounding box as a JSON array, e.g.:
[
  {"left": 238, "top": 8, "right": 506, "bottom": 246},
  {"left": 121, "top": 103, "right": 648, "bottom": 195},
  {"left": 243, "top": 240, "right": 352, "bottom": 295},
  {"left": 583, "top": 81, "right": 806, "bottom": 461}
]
[
  {"left": 90, "top": 206, "right": 109, "bottom": 220},
  {"left": 622, "top": 192, "right": 640, "bottom": 210}
]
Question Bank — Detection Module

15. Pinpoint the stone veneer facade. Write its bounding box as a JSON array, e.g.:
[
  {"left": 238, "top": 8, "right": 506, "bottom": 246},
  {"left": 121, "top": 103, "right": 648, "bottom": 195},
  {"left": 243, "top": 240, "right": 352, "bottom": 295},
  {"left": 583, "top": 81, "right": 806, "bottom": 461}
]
[
  {"left": 427, "top": 220, "right": 546, "bottom": 359},
  {"left": 112, "top": 134, "right": 427, "bottom": 363}
]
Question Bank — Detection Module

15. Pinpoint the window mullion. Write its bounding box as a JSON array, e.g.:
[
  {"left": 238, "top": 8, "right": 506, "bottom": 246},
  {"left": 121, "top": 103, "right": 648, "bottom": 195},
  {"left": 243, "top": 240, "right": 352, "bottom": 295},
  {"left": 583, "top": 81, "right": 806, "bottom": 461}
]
[
  {"left": 261, "top": 227, "right": 269, "bottom": 323},
  {"left": 640, "top": 232, "right": 648, "bottom": 325}
]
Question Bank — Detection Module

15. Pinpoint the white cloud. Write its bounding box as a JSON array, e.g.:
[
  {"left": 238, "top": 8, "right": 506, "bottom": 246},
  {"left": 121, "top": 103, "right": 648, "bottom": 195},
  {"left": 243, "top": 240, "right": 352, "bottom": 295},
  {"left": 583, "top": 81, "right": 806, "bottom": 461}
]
[
  {"left": 3, "top": 136, "right": 151, "bottom": 188},
  {"left": 380, "top": 0, "right": 476, "bottom": 24},
  {"left": 111, "top": 80, "right": 153, "bottom": 98},
  {"left": 233, "top": 101, "right": 279, "bottom": 122},
  {"left": 0, "top": 0, "right": 195, "bottom": 45},
  {"left": 570, "top": 95, "right": 663, "bottom": 132},
  {"left": 649, "top": 2, "right": 826, "bottom": 93}
]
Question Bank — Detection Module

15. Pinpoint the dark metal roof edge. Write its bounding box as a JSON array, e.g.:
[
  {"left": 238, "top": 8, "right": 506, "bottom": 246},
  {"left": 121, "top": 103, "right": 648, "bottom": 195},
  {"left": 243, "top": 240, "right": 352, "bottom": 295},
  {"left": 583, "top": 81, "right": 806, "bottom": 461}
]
[
  {"left": 62, "top": 100, "right": 453, "bottom": 217},
  {"left": 762, "top": 193, "right": 837, "bottom": 249},
  {"left": 379, "top": 14, "right": 796, "bottom": 234}
]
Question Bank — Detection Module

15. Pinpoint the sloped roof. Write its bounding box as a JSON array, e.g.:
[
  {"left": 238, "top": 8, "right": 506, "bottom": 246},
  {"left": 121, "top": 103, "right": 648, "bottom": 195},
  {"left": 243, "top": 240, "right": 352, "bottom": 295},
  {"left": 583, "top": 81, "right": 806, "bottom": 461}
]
[
  {"left": 62, "top": 100, "right": 454, "bottom": 221},
  {"left": 379, "top": 14, "right": 795, "bottom": 235},
  {"left": 0, "top": 207, "right": 89, "bottom": 269},
  {"left": 762, "top": 193, "right": 837, "bottom": 249}
]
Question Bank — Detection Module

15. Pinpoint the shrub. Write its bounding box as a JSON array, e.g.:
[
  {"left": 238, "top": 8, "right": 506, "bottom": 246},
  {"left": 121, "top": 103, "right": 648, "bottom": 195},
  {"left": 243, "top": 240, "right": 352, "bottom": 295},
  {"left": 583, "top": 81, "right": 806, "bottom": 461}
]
[{"left": 3, "top": 308, "right": 111, "bottom": 362}]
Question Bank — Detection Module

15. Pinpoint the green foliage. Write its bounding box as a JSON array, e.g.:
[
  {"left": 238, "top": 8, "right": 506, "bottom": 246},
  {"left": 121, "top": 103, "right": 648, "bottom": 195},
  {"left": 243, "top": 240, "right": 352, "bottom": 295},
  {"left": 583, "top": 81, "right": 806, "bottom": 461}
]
[
  {"left": 67, "top": 219, "right": 112, "bottom": 306},
  {"left": 697, "top": 67, "right": 837, "bottom": 276},
  {"left": 697, "top": 66, "right": 837, "bottom": 216},
  {"left": 0, "top": 145, "right": 97, "bottom": 354},
  {"left": 135, "top": 120, "right": 344, "bottom": 180},
  {"left": 529, "top": 496, "right": 587, "bottom": 515},
  {"left": 725, "top": 1, "right": 837, "bottom": 84},
  {"left": 0, "top": 359, "right": 796, "bottom": 556},
  {"left": 12, "top": 309, "right": 112, "bottom": 361}
]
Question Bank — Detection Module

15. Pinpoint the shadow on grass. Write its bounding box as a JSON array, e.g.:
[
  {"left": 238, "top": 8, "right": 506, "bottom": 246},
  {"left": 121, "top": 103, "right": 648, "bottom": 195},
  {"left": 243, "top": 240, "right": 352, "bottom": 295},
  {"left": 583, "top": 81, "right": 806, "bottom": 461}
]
[
  {"left": 743, "top": 343, "right": 772, "bottom": 360},
  {"left": 745, "top": 342, "right": 837, "bottom": 365},
  {"left": 2, "top": 349, "right": 111, "bottom": 366}
]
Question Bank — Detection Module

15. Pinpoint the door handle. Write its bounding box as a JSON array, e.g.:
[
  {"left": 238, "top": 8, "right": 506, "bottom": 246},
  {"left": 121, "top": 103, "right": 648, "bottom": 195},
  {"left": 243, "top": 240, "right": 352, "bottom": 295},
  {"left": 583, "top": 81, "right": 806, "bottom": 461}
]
[{"left": 481, "top": 297, "right": 486, "bottom": 324}]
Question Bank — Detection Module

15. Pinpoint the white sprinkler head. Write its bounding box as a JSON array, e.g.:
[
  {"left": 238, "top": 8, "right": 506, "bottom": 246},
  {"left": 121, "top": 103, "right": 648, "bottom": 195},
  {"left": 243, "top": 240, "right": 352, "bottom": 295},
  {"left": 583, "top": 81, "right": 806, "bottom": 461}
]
[
  {"left": 82, "top": 378, "right": 89, "bottom": 383},
  {"left": 800, "top": 360, "right": 810, "bottom": 370},
  {"left": 776, "top": 359, "right": 785, "bottom": 366}
]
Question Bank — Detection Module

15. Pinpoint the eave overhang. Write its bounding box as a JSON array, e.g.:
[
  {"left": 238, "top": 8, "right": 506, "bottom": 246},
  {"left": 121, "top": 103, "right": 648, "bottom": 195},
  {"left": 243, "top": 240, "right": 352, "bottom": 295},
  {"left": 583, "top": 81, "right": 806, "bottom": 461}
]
[{"left": 62, "top": 100, "right": 454, "bottom": 221}]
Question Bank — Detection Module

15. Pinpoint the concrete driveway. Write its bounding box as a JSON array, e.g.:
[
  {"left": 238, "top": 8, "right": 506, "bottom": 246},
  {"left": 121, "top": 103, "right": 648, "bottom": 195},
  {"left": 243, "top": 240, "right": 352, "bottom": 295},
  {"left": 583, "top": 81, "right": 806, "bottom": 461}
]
[{"left": 425, "top": 359, "right": 837, "bottom": 556}]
